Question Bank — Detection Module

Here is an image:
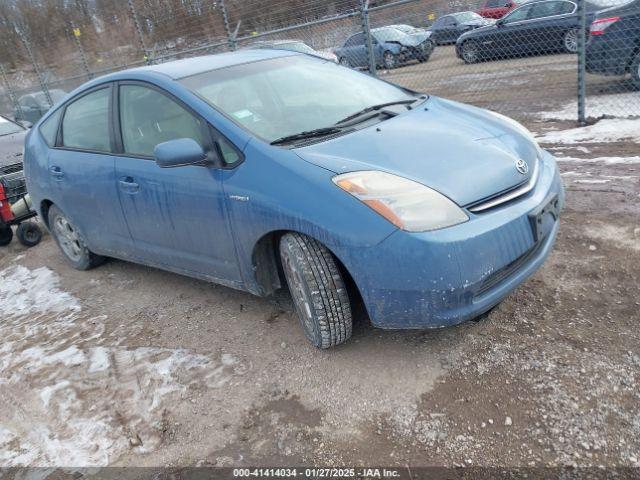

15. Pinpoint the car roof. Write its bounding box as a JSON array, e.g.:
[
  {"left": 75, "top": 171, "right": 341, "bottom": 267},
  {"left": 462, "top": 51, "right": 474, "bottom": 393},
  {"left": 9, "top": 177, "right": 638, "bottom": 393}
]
[{"left": 123, "top": 49, "right": 297, "bottom": 80}]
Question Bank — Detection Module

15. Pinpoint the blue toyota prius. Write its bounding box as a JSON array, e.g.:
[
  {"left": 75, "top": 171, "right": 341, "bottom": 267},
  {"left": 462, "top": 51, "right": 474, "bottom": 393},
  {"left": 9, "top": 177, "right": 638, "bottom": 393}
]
[{"left": 24, "top": 49, "right": 564, "bottom": 349}]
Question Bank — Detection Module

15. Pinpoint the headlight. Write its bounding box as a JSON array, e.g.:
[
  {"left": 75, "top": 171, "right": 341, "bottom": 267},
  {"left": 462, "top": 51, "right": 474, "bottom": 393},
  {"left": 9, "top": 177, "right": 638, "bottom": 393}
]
[{"left": 333, "top": 171, "right": 469, "bottom": 232}]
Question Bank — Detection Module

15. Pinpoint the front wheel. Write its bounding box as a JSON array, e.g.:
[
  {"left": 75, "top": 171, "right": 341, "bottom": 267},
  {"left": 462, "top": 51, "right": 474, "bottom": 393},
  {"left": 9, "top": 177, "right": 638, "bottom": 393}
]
[
  {"left": 48, "top": 205, "right": 105, "bottom": 270},
  {"left": 564, "top": 28, "right": 578, "bottom": 54},
  {"left": 382, "top": 51, "right": 397, "bottom": 69},
  {"left": 16, "top": 221, "right": 42, "bottom": 247},
  {"left": 279, "top": 233, "right": 352, "bottom": 349},
  {"left": 461, "top": 40, "right": 480, "bottom": 64}
]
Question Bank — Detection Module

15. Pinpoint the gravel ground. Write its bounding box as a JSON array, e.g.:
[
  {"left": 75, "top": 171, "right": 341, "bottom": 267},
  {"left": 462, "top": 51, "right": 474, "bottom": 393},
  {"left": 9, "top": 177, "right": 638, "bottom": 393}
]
[{"left": 0, "top": 48, "right": 638, "bottom": 472}]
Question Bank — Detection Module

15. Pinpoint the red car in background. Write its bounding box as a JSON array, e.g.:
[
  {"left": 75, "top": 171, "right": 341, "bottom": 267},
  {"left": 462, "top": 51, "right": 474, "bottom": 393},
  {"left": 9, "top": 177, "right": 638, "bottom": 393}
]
[{"left": 476, "top": 0, "right": 526, "bottom": 18}]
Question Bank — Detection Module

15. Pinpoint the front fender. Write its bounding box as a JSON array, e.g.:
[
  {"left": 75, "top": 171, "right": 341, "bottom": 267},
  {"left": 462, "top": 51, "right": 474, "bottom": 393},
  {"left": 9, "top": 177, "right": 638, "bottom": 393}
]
[{"left": 221, "top": 139, "right": 398, "bottom": 294}]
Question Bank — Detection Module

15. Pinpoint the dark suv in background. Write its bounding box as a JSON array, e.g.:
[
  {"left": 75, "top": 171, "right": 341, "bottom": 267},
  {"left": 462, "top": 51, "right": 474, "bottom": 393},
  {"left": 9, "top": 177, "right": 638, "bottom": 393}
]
[{"left": 586, "top": 0, "right": 640, "bottom": 86}]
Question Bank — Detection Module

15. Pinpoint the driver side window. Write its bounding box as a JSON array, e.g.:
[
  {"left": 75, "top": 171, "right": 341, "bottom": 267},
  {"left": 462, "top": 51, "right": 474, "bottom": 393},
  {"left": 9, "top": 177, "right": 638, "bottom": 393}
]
[
  {"left": 119, "top": 84, "right": 205, "bottom": 157},
  {"left": 503, "top": 4, "right": 532, "bottom": 22}
]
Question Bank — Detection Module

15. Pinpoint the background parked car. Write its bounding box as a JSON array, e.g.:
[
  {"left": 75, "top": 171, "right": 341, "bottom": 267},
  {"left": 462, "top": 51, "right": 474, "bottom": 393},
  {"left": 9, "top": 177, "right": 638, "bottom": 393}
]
[
  {"left": 456, "top": 0, "right": 599, "bottom": 63},
  {"left": 477, "top": 0, "right": 528, "bottom": 18},
  {"left": 586, "top": 0, "right": 640, "bottom": 87},
  {"left": 0, "top": 115, "right": 27, "bottom": 168},
  {"left": 14, "top": 89, "right": 66, "bottom": 125},
  {"left": 428, "top": 11, "right": 495, "bottom": 45},
  {"left": 246, "top": 39, "right": 337, "bottom": 62},
  {"left": 335, "top": 25, "right": 434, "bottom": 69}
]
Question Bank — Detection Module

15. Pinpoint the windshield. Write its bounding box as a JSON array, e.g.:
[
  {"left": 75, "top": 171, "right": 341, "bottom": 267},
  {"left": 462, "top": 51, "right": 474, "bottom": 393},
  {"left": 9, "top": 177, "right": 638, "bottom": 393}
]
[
  {"left": 453, "top": 12, "right": 483, "bottom": 22},
  {"left": 392, "top": 25, "right": 421, "bottom": 33},
  {"left": 0, "top": 116, "right": 24, "bottom": 136},
  {"left": 372, "top": 28, "right": 411, "bottom": 43},
  {"left": 180, "top": 55, "right": 415, "bottom": 143}
]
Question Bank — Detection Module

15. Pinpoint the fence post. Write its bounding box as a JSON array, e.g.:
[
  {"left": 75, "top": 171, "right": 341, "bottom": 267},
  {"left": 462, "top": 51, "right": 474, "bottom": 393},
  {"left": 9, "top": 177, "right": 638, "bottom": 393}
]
[
  {"left": 128, "top": 0, "right": 151, "bottom": 64},
  {"left": 18, "top": 32, "right": 53, "bottom": 107},
  {"left": 0, "top": 63, "right": 24, "bottom": 121},
  {"left": 360, "top": 0, "right": 376, "bottom": 76},
  {"left": 70, "top": 24, "right": 93, "bottom": 80},
  {"left": 577, "top": 0, "right": 587, "bottom": 125},
  {"left": 220, "top": 0, "right": 237, "bottom": 51}
]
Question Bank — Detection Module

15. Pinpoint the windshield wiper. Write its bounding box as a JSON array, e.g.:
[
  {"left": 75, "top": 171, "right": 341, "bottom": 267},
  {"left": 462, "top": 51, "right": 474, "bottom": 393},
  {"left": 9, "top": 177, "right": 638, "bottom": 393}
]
[
  {"left": 270, "top": 127, "right": 343, "bottom": 146},
  {"left": 334, "top": 99, "right": 418, "bottom": 125}
]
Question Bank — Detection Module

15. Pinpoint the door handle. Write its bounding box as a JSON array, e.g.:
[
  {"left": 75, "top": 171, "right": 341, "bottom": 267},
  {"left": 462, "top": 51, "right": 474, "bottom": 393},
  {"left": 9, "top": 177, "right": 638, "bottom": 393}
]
[
  {"left": 49, "top": 165, "right": 64, "bottom": 178},
  {"left": 118, "top": 177, "right": 139, "bottom": 193}
]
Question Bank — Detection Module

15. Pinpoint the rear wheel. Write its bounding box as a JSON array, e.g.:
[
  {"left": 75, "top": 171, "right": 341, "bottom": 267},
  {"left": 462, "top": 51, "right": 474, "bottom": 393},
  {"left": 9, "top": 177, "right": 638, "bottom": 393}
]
[
  {"left": 0, "top": 226, "right": 13, "bottom": 246},
  {"left": 564, "top": 28, "right": 578, "bottom": 54},
  {"left": 279, "top": 233, "right": 352, "bottom": 349},
  {"left": 16, "top": 221, "right": 42, "bottom": 247},
  {"left": 48, "top": 205, "right": 105, "bottom": 270},
  {"left": 461, "top": 40, "right": 480, "bottom": 64}
]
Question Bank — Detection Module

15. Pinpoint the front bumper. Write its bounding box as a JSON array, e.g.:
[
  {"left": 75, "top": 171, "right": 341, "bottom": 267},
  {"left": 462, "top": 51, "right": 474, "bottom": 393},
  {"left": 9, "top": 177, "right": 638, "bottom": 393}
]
[{"left": 336, "top": 150, "right": 564, "bottom": 329}]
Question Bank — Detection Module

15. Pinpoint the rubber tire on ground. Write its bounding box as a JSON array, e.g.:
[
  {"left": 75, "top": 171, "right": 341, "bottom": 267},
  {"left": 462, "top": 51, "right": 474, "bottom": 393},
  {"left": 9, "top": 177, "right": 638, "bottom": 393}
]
[
  {"left": 631, "top": 50, "right": 640, "bottom": 90},
  {"left": 418, "top": 41, "right": 435, "bottom": 62},
  {"left": 382, "top": 51, "right": 397, "bottom": 69},
  {"left": 16, "top": 221, "right": 43, "bottom": 247},
  {"left": 48, "top": 204, "right": 105, "bottom": 270},
  {"left": 564, "top": 28, "right": 578, "bottom": 54},
  {"left": 461, "top": 40, "right": 480, "bottom": 64},
  {"left": 0, "top": 225, "right": 13, "bottom": 246},
  {"left": 279, "top": 233, "right": 352, "bottom": 349},
  {"left": 338, "top": 57, "right": 350, "bottom": 67}
]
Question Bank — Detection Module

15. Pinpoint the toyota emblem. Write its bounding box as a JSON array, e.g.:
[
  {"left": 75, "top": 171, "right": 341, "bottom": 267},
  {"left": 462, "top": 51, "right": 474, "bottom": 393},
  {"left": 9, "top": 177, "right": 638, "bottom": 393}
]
[{"left": 515, "top": 159, "right": 529, "bottom": 175}]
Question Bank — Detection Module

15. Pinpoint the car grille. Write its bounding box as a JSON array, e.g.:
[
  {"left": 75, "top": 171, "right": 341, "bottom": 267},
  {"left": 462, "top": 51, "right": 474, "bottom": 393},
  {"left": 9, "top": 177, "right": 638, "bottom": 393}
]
[
  {"left": 468, "top": 159, "right": 540, "bottom": 213},
  {"left": 476, "top": 237, "right": 545, "bottom": 297}
]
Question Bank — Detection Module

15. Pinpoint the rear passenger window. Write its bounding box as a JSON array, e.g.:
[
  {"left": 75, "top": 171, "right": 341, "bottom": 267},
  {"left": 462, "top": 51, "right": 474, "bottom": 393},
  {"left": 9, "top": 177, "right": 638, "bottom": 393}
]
[
  {"left": 119, "top": 85, "right": 205, "bottom": 157},
  {"left": 39, "top": 108, "right": 62, "bottom": 146},
  {"left": 62, "top": 88, "right": 111, "bottom": 152}
]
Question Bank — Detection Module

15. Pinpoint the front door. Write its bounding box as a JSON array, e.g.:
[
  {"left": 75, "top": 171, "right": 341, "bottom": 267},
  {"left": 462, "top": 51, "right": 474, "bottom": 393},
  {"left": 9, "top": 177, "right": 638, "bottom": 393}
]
[{"left": 113, "top": 82, "right": 241, "bottom": 283}]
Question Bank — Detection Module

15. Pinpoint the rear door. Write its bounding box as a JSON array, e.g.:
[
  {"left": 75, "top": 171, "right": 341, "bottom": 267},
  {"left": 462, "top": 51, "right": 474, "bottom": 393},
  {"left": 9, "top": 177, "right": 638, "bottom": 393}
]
[
  {"left": 47, "top": 84, "right": 133, "bottom": 256},
  {"left": 490, "top": 3, "right": 536, "bottom": 56},
  {"left": 113, "top": 82, "right": 241, "bottom": 283}
]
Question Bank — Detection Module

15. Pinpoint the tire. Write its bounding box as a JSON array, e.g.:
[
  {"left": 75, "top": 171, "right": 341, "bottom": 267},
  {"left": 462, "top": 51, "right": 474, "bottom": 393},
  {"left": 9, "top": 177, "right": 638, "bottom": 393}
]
[
  {"left": 338, "top": 56, "right": 350, "bottom": 67},
  {"left": 564, "top": 28, "right": 578, "bottom": 54},
  {"left": 0, "top": 225, "right": 13, "bottom": 247},
  {"left": 631, "top": 50, "right": 640, "bottom": 90},
  {"left": 48, "top": 205, "right": 104, "bottom": 270},
  {"left": 279, "top": 233, "right": 352, "bottom": 349},
  {"left": 382, "top": 51, "right": 397, "bottom": 69},
  {"left": 461, "top": 40, "right": 480, "bottom": 64},
  {"left": 418, "top": 40, "right": 435, "bottom": 62},
  {"left": 16, "top": 221, "right": 42, "bottom": 247}
]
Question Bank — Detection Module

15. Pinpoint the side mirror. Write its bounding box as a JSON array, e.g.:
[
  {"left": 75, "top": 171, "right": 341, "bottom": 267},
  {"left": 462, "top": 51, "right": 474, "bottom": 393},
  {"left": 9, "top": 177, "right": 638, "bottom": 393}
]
[{"left": 154, "top": 138, "right": 207, "bottom": 168}]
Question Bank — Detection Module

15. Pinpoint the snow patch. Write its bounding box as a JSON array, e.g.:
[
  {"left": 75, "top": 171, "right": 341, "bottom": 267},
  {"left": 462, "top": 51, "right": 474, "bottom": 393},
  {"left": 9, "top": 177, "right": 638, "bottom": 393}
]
[
  {"left": 537, "top": 119, "right": 640, "bottom": 144},
  {"left": 540, "top": 92, "right": 640, "bottom": 120},
  {"left": 556, "top": 156, "right": 640, "bottom": 165},
  {"left": 0, "top": 266, "right": 247, "bottom": 467}
]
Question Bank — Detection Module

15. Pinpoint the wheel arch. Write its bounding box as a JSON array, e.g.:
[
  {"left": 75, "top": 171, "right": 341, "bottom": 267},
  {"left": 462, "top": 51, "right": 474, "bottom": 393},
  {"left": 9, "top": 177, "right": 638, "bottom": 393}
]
[
  {"left": 40, "top": 199, "right": 53, "bottom": 230},
  {"left": 250, "top": 229, "right": 363, "bottom": 305}
]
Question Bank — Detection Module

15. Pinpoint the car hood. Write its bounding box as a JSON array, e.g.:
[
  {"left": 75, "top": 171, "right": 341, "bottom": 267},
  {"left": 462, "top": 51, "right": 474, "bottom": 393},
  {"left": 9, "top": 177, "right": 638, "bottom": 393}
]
[
  {"left": 0, "top": 130, "right": 27, "bottom": 167},
  {"left": 295, "top": 97, "right": 539, "bottom": 207}
]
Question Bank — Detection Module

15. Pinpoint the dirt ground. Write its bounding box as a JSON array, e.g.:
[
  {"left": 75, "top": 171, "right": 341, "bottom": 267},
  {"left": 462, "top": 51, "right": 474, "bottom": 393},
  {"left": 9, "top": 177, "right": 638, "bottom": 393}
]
[{"left": 0, "top": 48, "right": 639, "bottom": 472}]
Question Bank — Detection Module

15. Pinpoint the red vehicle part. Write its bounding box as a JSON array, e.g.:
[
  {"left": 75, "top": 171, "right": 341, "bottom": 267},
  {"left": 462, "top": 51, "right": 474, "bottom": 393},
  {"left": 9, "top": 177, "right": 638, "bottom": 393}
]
[
  {"left": 0, "top": 183, "right": 15, "bottom": 223},
  {"left": 590, "top": 17, "right": 621, "bottom": 36},
  {"left": 477, "top": 0, "right": 517, "bottom": 19}
]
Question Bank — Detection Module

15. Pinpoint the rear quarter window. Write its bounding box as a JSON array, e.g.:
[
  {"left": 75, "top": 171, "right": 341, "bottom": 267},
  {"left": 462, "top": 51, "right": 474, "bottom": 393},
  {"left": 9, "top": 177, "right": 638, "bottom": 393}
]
[{"left": 39, "top": 109, "right": 62, "bottom": 146}]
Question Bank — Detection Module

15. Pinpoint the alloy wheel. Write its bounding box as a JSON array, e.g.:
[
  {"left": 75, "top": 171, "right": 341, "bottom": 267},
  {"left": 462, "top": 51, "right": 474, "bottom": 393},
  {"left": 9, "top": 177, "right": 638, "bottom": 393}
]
[
  {"left": 383, "top": 52, "right": 396, "bottom": 69},
  {"left": 53, "top": 215, "right": 84, "bottom": 262},
  {"left": 462, "top": 42, "right": 478, "bottom": 63},
  {"left": 564, "top": 29, "right": 578, "bottom": 53}
]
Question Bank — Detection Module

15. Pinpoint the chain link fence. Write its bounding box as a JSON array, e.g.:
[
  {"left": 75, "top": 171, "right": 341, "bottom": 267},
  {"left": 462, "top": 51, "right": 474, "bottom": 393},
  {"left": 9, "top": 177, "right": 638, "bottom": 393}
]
[{"left": 0, "top": 0, "right": 638, "bottom": 127}]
